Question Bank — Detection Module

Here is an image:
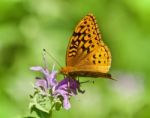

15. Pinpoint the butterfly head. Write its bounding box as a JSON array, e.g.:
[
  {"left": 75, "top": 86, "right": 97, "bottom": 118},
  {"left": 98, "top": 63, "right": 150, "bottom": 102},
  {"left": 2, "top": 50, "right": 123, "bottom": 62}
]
[{"left": 60, "top": 66, "right": 71, "bottom": 75}]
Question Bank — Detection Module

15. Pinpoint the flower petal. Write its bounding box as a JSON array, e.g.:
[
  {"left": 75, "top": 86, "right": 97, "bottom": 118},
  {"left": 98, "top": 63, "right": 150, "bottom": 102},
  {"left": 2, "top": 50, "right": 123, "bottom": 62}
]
[
  {"left": 55, "top": 78, "right": 80, "bottom": 95},
  {"left": 35, "top": 79, "right": 47, "bottom": 90},
  {"left": 30, "top": 66, "right": 43, "bottom": 71},
  {"left": 63, "top": 95, "right": 71, "bottom": 110},
  {"left": 30, "top": 66, "right": 49, "bottom": 76},
  {"left": 31, "top": 66, "right": 58, "bottom": 89},
  {"left": 46, "top": 71, "right": 57, "bottom": 88}
]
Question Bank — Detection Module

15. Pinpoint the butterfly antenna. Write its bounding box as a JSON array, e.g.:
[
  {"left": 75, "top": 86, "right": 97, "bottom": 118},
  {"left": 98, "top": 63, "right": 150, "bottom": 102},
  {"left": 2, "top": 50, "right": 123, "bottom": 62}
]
[
  {"left": 43, "top": 49, "right": 62, "bottom": 68},
  {"left": 42, "top": 49, "right": 48, "bottom": 68}
]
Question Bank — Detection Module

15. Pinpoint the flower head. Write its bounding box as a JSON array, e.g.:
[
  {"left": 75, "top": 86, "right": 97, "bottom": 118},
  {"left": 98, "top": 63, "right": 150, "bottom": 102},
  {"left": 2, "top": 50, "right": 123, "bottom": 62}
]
[{"left": 30, "top": 66, "right": 83, "bottom": 110}]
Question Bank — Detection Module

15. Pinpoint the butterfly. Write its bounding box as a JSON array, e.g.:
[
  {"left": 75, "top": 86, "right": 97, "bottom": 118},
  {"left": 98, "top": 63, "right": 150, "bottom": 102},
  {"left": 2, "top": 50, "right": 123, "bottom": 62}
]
[{"left": 60, "top": 13, "right": 112, "bottom": 79}]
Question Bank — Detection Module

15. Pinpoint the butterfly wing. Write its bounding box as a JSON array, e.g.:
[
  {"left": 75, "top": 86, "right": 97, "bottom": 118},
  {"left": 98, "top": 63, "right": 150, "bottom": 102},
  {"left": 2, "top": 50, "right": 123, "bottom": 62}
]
[
  {"left": 66, "top": 13, "right": 111, "bottom": 72},
  {"left": 66, "top": 14, "right": 100, "bottom": 64},
  {"left": 62, "top": 13, "right": 111, "bottom": 78}
]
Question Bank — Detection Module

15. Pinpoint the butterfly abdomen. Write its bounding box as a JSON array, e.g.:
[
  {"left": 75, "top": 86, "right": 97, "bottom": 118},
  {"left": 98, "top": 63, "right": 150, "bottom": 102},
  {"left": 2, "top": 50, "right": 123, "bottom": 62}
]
[{"left": 69, "top": 71, "right": 112, "bottom": 79}]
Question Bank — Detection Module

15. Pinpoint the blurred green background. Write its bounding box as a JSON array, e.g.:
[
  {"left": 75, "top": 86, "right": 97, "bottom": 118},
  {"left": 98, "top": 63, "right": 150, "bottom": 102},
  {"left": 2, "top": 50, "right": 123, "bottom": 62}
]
[{"left": 0, "top": 0, "right": 150, "bottom": 118}]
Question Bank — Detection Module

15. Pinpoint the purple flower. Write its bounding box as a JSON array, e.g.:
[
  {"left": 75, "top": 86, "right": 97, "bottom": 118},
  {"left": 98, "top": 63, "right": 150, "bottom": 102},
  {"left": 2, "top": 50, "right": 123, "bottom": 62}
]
[
  {"left": 53, "top": 77, "right": 82, "bottom": 109},
  {"left": 30, "top": 66, "right": 83, "bottom": 110}
]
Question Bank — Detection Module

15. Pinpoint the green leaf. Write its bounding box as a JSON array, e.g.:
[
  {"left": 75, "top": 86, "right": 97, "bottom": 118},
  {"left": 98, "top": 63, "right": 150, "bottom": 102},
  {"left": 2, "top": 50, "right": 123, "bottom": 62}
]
[
  {"left": 29, "top": 89, "right": 52, "bottom": 117},
  {"left": 31, "top": 105, "right": 50, "bottom": 118}
]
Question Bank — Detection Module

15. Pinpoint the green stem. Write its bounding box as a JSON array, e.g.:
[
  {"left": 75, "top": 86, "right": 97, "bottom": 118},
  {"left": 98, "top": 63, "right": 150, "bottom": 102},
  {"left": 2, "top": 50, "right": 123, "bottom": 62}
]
[{"left": 48, "top": 102, "right": 55, "bottom": 118}]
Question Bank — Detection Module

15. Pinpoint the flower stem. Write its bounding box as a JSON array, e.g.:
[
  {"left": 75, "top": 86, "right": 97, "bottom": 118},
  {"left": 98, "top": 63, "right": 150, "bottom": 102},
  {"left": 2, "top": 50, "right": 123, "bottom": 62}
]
[{"left": 48, "top": 102, "right": 55, "bottom": 118}]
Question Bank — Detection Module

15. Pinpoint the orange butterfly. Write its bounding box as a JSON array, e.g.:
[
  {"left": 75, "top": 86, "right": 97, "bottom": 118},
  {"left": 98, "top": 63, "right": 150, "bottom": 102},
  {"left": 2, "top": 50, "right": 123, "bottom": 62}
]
[{"left": 60, "top": 13, "right": 112, "bottom": 79}]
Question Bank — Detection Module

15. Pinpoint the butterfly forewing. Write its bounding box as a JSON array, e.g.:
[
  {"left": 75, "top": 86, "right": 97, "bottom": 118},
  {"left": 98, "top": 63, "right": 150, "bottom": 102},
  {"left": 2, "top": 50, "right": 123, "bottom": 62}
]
[
  {"left": 67, "top": 14, "right": 101, "bottom": 65},
  {"left": 61, "top": 13, "right": 112, "bottom": 78}
]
